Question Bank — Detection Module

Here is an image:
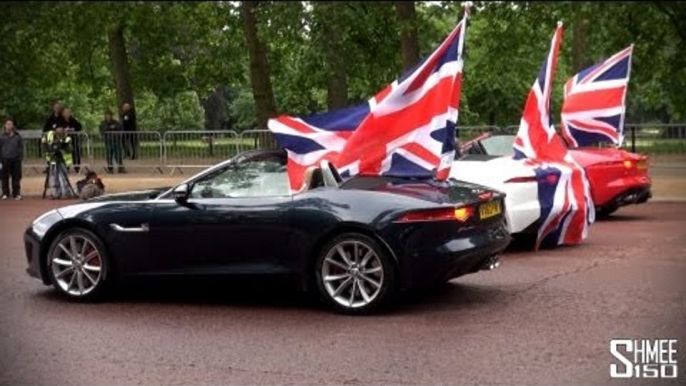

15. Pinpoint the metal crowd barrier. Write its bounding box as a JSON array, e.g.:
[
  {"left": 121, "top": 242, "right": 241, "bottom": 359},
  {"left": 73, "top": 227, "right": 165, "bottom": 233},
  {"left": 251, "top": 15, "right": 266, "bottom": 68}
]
[
  {"left": 89, "top": 131, "right": 163, "bottom": 174},
  {"left": 163, "top": 130, "right": 240, "bottom": 175},
  {"left": 624, "top": 124, "right": 686, "bottom": 154},
  {"left": 14, "top": 123, "right": 686, "bottom": 176},
  {"left": 238, "top": 129, "right": 279, "bottom": 152},
  {"left": 19, "top": 130, "right": 91, "bottom": 175}
]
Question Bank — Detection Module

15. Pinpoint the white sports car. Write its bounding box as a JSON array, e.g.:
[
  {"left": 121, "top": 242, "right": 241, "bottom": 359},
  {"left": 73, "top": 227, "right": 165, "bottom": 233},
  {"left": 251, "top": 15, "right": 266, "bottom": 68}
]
[{"left": 450, "top": 134, "right": 542, "bottom": 237}]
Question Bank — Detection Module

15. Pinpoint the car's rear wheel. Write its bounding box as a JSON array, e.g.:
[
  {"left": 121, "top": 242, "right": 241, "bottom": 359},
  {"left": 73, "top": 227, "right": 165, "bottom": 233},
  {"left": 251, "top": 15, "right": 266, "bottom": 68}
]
[
  {"left": 315, "top": 233, "right": 396, "bottom": 315},
  {"left": 595, "top": 205, "right": 618, "bottom": 219},
  {"left": 47, "top": 228, "right": 110, "bottom": 301}
]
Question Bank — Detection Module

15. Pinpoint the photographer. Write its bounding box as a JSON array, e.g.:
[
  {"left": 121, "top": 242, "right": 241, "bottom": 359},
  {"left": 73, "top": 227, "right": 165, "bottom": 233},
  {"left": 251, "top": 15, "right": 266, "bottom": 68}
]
[
  {"left": 62, "top": 108, "right": 83, "bottom": 173},
  {"left": 45, "top": 127, "right": 74, "bottom": 199}
]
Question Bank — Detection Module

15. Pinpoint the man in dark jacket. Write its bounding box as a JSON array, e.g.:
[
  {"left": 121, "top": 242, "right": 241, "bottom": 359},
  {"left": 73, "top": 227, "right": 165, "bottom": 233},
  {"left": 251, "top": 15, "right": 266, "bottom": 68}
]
[
  {"left": 121, "top": 103, "right": 138, "bottom": 160},
  {"left": 40, "top": 102, "right": 65, "bottom": 166},
  {"left": 62, "top": 108, "right": 84, "bottom": 173},
  {"left": 43, "top": 102, "right": 65, "bottom": 133},
  {"left": 1, "top": 119, "right": 23, "bottom": 200},
  {"left": 100, "top": 110, "right": 125, "bottom": 174}
]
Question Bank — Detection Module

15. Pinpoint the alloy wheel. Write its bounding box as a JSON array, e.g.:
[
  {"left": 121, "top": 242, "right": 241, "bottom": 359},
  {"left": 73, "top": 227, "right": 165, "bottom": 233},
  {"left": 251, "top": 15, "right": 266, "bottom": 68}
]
[
  {"left": 50, "top": 234, "right": 103, "bottom": 297},
  {"left": 321, "top": 240, "right": 384, "bottom": 309}
]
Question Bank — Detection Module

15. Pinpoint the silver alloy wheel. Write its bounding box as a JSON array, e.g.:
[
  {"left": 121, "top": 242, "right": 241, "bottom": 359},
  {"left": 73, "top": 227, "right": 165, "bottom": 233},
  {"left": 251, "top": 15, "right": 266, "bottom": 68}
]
[
  {"left": 321, "top": 240, "right": 384, "bottom": 309},
  {"left": 50, "top": 235, "right": 103, "bottom": 296}
]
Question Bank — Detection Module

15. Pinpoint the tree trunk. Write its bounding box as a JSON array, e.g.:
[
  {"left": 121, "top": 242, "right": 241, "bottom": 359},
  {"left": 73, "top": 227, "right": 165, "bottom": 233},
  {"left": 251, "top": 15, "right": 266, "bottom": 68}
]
[
  {"left": 571, "top": 17, "right": 589, "bottom": 73},
  {"left": 240, "top": 1, "right": 277, "bottom": 132},
  {"left": 108, "top": 26, "right": 135, "bottom": 115},
  {"left": 394, "top": 1, "right": 420, "bottom": 73},
  {"left": 319, "top": 2, "right": 348, "bottom": 110},
  {"left": 202, "top": 86, "right": 228, "bottom": 131}
]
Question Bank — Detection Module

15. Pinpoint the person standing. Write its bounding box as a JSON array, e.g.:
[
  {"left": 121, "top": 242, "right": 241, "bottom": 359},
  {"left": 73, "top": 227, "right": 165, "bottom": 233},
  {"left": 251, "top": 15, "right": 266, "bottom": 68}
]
[
  {"left": 100, "top": 110, "right": 125, "bottom": 174},
  {"left": 121, "top": 103, "right": 138, "bottom": 160},
  {"left": 0, "top": 119, "right": 23, "bottom": 200},
  {"left": 45, "top": 127, "right": 74, "bottom": 199},
  {"left": 43, "top": 102, "right": 65, "bottom": 133},
  {"left": 62, "top": 108, "right": 84, "bottom": 173},
  {"left": 41, "top": 102, "right": 65, "bottom": 167}
]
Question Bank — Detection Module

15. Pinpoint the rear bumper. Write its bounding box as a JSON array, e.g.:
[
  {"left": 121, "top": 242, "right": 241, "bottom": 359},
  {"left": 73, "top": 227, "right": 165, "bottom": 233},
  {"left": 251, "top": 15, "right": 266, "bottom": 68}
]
[
  {"left": 599, "top": 184, "right": 652, "bottom": 211},
  {"left": 389, "top": 220, "right": 511, "bottom": 289},
  {"left": 592, "top": 175, "right": 651, "bottom": 207}
]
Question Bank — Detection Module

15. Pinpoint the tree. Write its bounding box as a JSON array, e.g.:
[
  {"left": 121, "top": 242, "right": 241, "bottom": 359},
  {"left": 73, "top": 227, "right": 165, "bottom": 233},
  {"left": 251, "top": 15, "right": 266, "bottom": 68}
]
[
  {"left": 394, "top": 1, "right": 420, "bottom": 72},
  {"left": 313, "top": 2, "right": 349, "bottom": 109},
  {"left": 108, "top": 25, "right": 136, "bottom": 115},
  {"left": 240, "top": 1, "right": 277, "bottom": 130}
]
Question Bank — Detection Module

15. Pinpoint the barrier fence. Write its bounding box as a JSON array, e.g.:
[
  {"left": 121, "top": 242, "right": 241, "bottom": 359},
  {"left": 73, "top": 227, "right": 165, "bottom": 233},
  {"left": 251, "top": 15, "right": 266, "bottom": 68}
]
[
  {"left": 88, "top": 131, "right": 164, "bottom": 174},
  {"left": 15, "top": 123, "right": 686, "bottom": 175},
  {"left": 163, "top": 130, "right": 240, "bottom": 174}
]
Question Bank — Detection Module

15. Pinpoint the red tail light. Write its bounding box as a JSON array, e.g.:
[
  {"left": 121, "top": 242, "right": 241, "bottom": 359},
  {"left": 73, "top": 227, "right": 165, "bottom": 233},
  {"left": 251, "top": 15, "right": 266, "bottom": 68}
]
[
  {"left": 505, "top": 176, "right": 537, "bottom": 183},
  {"left": 395, "top": 206, "right": 474, "bottom": 223}
]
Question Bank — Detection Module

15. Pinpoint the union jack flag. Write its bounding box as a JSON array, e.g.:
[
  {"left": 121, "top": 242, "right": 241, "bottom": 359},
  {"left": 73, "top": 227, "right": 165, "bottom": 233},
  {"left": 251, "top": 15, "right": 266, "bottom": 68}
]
[
  {"left": 561, "top": 46, "right": 634, "bottom": 147},
  {"left": 513, "top": 22, "right": 595, "bottom": 249},
  {"left": 269, "top": 11, "right": 468, "bottom": 192}
]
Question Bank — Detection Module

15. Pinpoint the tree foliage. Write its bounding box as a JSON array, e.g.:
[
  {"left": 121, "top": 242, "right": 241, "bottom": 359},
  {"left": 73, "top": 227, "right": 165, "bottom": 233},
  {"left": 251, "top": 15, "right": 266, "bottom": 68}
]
[{"left": 0, "top": 1, "right": 684, "bottom": 133}]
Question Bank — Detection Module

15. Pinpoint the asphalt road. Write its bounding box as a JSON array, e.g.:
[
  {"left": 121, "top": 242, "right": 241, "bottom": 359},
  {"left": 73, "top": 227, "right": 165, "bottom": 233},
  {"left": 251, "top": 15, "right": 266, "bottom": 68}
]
[{"left": 1, "top": 200, "right": 684, "bottom": 385}]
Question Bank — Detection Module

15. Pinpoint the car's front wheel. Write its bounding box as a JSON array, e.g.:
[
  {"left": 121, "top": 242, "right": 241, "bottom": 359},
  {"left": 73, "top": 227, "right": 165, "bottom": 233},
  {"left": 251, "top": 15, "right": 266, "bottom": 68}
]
[
  {"left": 315, "top": 233, "right": 396, "bottom": 315},
  {"left": 47, "top": 228, "right": 110, "bottom": 301}
]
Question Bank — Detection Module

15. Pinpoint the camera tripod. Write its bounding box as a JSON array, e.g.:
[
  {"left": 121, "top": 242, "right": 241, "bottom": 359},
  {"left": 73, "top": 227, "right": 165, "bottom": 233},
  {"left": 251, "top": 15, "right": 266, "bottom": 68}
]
[{"left": 42, "top": 154, "right": 77, "bottom": 199}]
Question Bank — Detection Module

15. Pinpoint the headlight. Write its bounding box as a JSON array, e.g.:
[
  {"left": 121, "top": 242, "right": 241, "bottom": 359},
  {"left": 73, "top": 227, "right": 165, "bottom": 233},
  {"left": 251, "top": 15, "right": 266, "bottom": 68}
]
[
  {"left": 31, "top": 210, "right": 61, "bottom": 238},
  {"left": 32, "top": 209, "right": 58, "bottom": 226}
]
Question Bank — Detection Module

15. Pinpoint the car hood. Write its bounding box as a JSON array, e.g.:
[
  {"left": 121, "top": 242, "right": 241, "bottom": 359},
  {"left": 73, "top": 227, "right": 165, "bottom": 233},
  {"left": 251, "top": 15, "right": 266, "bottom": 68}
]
[{"left": 85, "top": 187, "right": 171, "bottom": 203}]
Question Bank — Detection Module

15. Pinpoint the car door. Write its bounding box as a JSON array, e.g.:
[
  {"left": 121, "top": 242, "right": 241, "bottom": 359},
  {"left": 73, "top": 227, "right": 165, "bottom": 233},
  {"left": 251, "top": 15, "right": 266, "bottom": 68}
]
[
  {"left": 182, "top": 195, "right": 293, "bottom": 274},
  {"left": 148, "top": 157, "right": 294, "bottom": 275}
]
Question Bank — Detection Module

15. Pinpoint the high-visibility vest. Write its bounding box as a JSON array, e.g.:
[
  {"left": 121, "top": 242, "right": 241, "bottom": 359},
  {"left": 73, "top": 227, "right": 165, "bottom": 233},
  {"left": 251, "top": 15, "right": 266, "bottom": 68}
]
[{"left": 45, "top": 131, "right": 73, "bottom": 166}]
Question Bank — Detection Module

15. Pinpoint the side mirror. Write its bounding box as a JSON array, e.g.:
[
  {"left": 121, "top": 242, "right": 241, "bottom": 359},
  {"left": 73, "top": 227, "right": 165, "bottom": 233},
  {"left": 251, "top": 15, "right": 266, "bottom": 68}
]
[{"left": 172, "top": 184, "right": 190, "bottom": 203}]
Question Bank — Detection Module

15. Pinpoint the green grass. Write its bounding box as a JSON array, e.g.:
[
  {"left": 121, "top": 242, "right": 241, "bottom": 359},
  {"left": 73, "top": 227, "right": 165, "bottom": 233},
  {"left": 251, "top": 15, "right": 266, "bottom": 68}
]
[{"left": 629, "top": 139, "right": 686, "bottom": 155}]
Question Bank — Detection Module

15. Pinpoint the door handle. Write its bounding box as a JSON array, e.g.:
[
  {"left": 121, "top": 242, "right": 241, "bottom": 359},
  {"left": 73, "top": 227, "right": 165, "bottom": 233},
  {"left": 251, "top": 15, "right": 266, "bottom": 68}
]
[{"left": 110, "top": 223, "right": 150, "bottom": 233}]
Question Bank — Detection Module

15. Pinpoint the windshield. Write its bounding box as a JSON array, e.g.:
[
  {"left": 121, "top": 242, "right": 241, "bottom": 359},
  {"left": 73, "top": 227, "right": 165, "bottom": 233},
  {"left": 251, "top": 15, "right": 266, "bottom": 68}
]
[
  {"left": 481, "top": 135, "right": 516, "bottom": 156},
  {"left": 190, "top": 159, "right": 289, "bottom": 198}
]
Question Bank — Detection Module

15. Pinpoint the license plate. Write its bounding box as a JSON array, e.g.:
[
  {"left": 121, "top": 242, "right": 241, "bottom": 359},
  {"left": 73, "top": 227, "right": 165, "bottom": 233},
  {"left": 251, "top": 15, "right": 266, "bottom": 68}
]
[
  {"left": 637, "top": 160, "right": 648, "bottom": 169},
  {"left": 479, "top": 201, "right": 502, "bottom": 220}
]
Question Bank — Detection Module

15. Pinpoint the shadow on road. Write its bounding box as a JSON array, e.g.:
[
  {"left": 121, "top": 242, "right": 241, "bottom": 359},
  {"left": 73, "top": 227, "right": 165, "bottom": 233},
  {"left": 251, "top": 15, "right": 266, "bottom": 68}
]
[
  {"left": 31, "top": 274, "right": 509, "bottom": 316},
  {"left": 595, "top": 213, "right": 649, "bottom": 222}
]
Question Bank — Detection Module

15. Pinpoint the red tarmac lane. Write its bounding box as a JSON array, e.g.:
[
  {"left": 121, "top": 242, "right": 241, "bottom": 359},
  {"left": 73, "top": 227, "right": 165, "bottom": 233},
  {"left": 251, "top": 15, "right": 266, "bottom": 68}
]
[{"left": 0, "top": 200, "right": 684, "bottom": 385}]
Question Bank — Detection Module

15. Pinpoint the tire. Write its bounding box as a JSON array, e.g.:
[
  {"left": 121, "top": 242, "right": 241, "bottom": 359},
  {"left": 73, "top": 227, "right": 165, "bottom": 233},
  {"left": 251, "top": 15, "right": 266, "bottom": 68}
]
[
  {"left": 314, "top": 233, "right": 396, "bottom": 315},
  {"left": 46, "top": 228, "right": 111, "bottom": 302},
  {"left": 595, "top": 205, "right": 618, "bottom": 219}
]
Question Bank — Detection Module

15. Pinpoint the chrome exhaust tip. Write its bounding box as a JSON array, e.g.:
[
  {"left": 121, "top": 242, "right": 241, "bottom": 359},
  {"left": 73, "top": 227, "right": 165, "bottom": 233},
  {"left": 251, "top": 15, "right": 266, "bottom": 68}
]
[{"left": 484, "top": 255, "right": 501, "bottom": 271}]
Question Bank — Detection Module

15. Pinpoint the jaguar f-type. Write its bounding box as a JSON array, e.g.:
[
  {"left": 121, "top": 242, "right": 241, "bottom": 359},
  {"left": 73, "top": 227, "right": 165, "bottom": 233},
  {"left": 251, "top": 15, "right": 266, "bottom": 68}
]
[{"left": 25, "top": 149, "right": 510, "bottom": 314}]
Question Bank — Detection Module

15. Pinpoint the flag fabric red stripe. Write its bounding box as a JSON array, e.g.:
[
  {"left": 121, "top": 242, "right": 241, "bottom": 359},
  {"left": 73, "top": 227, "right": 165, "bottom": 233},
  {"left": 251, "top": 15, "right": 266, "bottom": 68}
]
[
  {"left": 561, "top": 45, "right": 633, "bottom": 147},
  {"left": 268, "top": 10, "right": 469, "bottom": 192},
  {"left": 562, "top": 87, "right": 625, "bottom": 113},
  {"left": 513, "top": 22, "right": 595, "bottom": 249}
]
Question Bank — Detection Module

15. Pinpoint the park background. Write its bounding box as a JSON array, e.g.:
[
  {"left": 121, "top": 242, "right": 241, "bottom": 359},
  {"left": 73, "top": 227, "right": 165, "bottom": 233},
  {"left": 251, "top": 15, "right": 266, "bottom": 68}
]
[
  {"left": 2, "top": 1, "right": 685, "bottom": 197},
  {"left": 2, "top": 1, "right": 684, "bottom": 132}
]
